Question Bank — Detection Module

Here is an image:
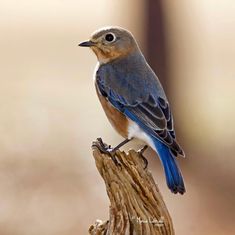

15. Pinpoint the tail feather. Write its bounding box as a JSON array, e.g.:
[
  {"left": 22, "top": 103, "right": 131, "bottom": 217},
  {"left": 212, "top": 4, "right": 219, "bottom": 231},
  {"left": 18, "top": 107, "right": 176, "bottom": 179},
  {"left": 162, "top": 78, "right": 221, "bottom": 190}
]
[{"left": 153, "top": 138, "right": 185, "bottom": 194}]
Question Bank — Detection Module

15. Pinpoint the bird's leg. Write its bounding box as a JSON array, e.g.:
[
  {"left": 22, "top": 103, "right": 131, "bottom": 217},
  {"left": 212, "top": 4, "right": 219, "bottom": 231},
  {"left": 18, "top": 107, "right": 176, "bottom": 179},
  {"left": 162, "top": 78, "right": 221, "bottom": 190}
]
[
  {"left": 138, "top": 145, "right": 149, "bottom": 169},
  {"left": 112, "top": 138, "right": 133, "bottom": 152},
  {"left": 95, "top": 137, "right": 132, "bottom": 153},
  {"left": 93, "top": 137, "right": 133, "bottom": 166}
]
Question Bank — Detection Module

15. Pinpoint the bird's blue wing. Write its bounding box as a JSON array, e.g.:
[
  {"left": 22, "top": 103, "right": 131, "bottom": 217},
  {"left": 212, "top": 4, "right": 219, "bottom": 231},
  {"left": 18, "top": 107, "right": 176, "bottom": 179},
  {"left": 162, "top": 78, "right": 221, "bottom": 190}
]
[
  {"left": 124, "top": 96, "right": 183, "bottom": 156},
  {"left": 96, "top": 65, "right": 184, "bottom": 156}
]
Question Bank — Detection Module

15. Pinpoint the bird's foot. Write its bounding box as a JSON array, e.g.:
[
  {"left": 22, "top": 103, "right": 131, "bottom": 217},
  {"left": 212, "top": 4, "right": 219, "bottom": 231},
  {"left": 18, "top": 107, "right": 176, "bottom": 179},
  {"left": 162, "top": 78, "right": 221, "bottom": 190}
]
[
  {"left": 93, "top": 138, "right": 121, "bottom": 166},
  {"left": 137, "top": 145, "right": 148, "bottom": 169}
]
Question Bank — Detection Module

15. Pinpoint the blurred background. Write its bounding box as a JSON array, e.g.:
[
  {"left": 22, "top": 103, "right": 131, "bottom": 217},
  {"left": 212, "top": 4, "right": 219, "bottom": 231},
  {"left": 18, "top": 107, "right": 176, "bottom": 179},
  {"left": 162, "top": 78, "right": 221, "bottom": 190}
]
[{"left": 0, "top": 0, "right": 234, "bottom": 234}]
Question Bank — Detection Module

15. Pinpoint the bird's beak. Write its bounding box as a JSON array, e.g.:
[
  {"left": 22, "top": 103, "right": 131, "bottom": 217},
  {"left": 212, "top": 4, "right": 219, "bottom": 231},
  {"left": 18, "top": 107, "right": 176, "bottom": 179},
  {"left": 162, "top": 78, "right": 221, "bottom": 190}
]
[{"left": 78, "top": 40, "right": 95, "bottom": 47}]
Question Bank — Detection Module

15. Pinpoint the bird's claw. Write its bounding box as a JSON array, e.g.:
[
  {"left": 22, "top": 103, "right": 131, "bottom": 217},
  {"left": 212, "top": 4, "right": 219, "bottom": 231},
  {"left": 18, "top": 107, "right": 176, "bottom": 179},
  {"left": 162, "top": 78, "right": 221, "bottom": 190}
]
[
  {"left": 138, "top": 145, "right": 148, "bottom": 169},
  {"left": 93, "top": 138, "right": 121, "bottom": 167},
  {"left": 94, "top": 138, "right": 109, "bottom": 152}
]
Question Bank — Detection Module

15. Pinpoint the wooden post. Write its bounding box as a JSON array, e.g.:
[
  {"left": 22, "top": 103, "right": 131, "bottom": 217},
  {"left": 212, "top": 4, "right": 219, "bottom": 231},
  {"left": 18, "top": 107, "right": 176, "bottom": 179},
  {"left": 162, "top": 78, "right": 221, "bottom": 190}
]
[{"left": 89, "top": 140, "right": 175, "bottom": 235}]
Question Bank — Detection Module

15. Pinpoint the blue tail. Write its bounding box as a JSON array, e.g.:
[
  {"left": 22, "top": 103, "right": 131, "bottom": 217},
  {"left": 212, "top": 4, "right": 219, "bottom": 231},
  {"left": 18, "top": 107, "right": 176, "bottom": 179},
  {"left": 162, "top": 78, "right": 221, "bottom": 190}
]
[{"left": 153, "top": 138, "right": 185, "bottom": 194}]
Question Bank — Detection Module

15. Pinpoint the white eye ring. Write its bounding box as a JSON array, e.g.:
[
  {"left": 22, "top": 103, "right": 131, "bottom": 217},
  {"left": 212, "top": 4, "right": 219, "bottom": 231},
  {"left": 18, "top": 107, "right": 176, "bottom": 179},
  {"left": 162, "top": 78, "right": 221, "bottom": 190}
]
[{"left": 104, "top": 33, "right": 116, "bottom": 42}]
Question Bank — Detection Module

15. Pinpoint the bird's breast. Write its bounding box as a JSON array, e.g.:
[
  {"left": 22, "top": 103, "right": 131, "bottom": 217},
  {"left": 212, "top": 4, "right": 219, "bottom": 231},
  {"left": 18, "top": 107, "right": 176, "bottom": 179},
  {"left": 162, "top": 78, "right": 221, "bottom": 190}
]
[{"left": 95, "top": 83, "right": 129, "bottom": 138}]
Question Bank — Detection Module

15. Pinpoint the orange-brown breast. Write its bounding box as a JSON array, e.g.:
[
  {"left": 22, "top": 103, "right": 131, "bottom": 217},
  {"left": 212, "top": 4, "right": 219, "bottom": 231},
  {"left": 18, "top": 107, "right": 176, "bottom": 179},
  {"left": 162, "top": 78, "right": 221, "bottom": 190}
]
[{"left": 95, "top": 83, "right": 129, "bottom": 138}]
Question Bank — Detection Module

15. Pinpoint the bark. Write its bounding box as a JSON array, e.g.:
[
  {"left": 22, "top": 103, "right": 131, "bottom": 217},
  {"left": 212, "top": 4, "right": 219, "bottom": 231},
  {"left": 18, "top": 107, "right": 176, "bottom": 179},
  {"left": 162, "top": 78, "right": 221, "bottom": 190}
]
[{"left": 89, "top": 140, "right": 174, "bottom": 235}]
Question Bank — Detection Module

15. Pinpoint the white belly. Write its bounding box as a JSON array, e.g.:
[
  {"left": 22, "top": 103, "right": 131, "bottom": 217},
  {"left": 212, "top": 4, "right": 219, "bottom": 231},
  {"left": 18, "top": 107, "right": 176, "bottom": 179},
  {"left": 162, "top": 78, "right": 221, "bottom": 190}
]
[{"left": 127, "top": 120, "right": 156, "bottom": 151}]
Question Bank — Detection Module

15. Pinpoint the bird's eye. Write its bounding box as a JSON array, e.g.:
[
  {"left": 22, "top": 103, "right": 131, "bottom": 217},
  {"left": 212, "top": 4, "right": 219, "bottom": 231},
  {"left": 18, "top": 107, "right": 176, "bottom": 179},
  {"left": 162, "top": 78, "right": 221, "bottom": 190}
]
[{"left": 105, "top": 33, "right": 115, "bottom": 42}]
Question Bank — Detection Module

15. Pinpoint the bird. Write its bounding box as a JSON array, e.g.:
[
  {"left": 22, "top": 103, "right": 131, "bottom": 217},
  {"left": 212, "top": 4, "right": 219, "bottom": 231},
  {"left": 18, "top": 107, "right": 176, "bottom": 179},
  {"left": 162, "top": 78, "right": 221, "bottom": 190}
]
[{"left": 79, "top": 26, "right": 186, "bottom": 194}]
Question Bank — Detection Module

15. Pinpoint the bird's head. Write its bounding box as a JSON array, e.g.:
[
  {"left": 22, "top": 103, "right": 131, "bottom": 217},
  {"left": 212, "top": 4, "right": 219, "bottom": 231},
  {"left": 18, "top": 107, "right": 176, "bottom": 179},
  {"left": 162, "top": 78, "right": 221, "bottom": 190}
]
[{"left": 79, "top": 26, "right": 139, "bottom": 64}]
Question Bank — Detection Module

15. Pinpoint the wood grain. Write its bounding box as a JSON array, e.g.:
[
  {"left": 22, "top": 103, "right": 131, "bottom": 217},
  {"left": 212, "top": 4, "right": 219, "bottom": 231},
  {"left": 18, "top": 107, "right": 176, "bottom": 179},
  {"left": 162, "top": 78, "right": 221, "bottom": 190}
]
[{"left": 89, "top": 139, "right": 174, "bottom": 235}]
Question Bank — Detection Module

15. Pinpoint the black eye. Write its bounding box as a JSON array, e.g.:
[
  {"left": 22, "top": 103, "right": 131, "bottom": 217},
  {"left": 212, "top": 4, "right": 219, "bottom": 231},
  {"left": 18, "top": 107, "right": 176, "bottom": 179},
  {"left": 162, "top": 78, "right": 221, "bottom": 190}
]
[{"left": 105, "top": 33, "right": 115, "bottom": 42}]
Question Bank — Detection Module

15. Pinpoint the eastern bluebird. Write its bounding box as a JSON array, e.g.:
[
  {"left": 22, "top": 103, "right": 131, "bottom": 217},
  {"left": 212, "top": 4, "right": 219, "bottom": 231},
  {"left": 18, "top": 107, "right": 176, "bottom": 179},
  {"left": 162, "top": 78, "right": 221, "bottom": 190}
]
[{"left": 79, "top": 26, "right": 185, "bottom": 194}]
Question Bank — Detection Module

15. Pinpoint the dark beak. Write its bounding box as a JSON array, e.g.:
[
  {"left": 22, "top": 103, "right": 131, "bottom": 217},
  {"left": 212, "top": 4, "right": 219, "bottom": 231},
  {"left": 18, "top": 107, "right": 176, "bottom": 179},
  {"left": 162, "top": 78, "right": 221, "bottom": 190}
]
[{"left": 78, "top": 40, "right": 95, "bottom": 47}]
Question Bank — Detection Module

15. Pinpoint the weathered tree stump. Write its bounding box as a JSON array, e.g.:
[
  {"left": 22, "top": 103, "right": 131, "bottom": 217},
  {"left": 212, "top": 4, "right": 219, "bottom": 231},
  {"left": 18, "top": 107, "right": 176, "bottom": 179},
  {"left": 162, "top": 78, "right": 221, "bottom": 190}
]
[{"left": 89, "top": 139, "right": 174, "bottom": 235}]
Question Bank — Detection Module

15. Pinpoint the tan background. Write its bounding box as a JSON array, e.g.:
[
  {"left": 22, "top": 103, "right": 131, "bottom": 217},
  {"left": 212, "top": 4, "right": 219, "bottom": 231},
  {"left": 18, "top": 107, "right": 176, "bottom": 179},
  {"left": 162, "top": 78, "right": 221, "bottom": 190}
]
[{"left": 0, "top": 0, "right": 234, "bottom": 234}]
